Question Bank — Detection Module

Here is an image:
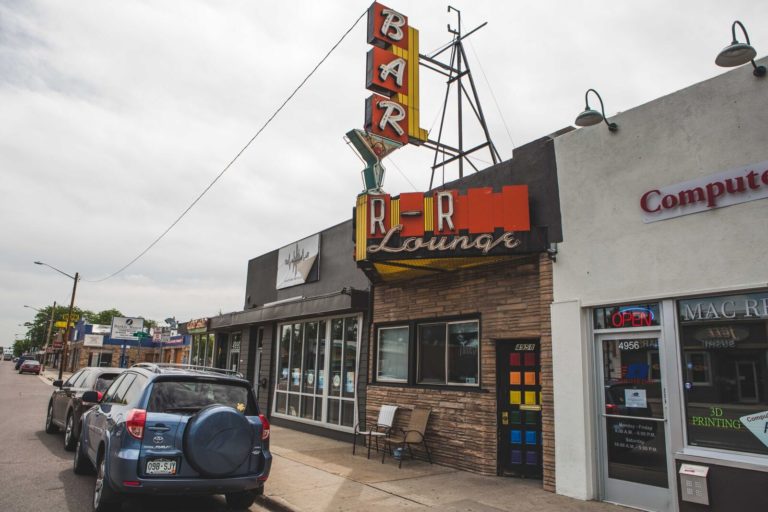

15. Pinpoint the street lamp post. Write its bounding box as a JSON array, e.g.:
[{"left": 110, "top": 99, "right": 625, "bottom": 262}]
[
  {"left": 27, "top": 302, "right": 58, "bottom": 368},
  {"left": 34, "top": 262, "right": 79, "bottom": 381}
]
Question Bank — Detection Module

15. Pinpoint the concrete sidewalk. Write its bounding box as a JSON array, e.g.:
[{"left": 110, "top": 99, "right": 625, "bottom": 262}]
[{"left": 258, "top": 426, "right": 629, "bottom": 512}]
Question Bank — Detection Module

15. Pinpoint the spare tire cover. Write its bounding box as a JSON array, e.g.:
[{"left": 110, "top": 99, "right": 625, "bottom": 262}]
[{"left": 183, "top": 405, "right": 253, "bottom": 477}]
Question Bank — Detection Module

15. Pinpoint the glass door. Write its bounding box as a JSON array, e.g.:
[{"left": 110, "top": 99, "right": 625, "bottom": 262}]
[{"left": 596, "top": 333, "right": 672, "bottom": 511}]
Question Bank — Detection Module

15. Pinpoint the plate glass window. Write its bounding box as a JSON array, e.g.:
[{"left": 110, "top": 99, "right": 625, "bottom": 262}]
[
  {"left": 377, "top": 326, "right": 408, "bottom": 382},
  {"left": 678, "top": 292, "right": 768, "bottom": 455}
]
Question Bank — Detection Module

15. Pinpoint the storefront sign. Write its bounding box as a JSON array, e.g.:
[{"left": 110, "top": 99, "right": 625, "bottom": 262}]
[
  {"left": 90, "top": 324, "right": 111, "bottom": 334},
  {"left": 593, "top": 304, "right": 660, "bottom": 330},
  {"left": 276, "top": 233, "right": 320, "bottom": 290},
  {"left": 740, "top": 410, "right": 768, "bottom": 449},
  {"left": 355, "top": 186, "right": 530, "bottom": 261},
  {"left": 110, "top": 317, "right": 145, "bottom": 341},
  {"left": 640, "top": 158, "right": 768, "bottom": 223},
  {"left": 363, "top": 2, "right": 427, "bottom": 146},
  {"left": 83, "top": 334, "right": 104, "bottom": 347},
  {"left": 187, "top": 318, "right": 208, "bottom": 333},
  {"left": 679, "top": 292, "right": 768, "bottom": 322}
]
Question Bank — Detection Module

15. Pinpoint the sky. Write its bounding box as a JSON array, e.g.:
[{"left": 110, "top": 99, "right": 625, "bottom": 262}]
[{"left": 2, "top": 0, "right": 766, "bottom": 345}]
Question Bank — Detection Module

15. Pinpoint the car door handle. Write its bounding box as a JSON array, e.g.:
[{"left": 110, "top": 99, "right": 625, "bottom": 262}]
[{"left": 148, "top": 425, "right": 170, "bottom": 432}]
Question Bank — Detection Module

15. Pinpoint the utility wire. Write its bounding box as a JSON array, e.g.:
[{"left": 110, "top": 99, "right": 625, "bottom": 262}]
[
  {"left": 468, "top": 39, "right": 516, "bottom": 155},
  {"left": 87, "top": 9, "right": 367, "bottom": 283}
]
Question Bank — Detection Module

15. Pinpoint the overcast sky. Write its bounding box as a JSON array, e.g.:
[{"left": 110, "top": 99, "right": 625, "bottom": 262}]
[{"left": 2, "top": 0, "right": 765, "bottom": 345}]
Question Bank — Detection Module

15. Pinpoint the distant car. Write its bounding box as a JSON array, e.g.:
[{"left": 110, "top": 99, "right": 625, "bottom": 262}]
[
  {"left": 75, "top": 363, "right": 271, "bottom": 511},
  {"left": 45, "top": 367, "right": 127, "bottom": 451},
  {"left": 19, "top": 359, "right": 41, "bottom": 375},
  {"left": 3, "top": 353, "right": 12, "bottom": 361}
]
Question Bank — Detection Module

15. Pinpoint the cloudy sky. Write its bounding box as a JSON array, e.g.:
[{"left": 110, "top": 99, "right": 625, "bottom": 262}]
[{"left": 2, "top": 0, "right": 765, "bottom": 344}]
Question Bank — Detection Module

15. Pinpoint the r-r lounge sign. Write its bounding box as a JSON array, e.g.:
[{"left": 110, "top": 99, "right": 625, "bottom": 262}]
[{"left": 355, "top": 185, "right": 531, "bottom": 263}]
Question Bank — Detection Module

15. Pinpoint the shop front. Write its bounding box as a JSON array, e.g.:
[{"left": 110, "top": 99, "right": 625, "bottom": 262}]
[
  {"left": 355, "top": 135, "right": 563, "bottom": 487},
  {"left": 551, "top": 59, "right": 768, "bottom": 511},
  {"left": 209, "top": 220, "right": 372, "bottom": 437}
]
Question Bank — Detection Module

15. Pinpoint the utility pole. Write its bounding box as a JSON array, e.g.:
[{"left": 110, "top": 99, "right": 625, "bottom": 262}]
[
  {"left": 59, "top": 273, "right": 79, "bottom": 381},
  {"left": 44, "top": 301, "right": 57, "bottom": 369}
]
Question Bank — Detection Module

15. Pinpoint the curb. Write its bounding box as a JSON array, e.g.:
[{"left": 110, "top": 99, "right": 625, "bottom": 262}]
[{"left": 256, "top": 494, "right": 299, "bottom": 512}]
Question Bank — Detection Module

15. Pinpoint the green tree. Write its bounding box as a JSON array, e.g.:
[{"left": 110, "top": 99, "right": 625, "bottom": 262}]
[{"left": 85, "top": 308, "right": 124, "bottom": 325}]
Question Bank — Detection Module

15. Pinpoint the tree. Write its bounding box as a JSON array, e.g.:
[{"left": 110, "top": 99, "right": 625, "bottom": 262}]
[{"left": 85, "top": 308, "right": 124, "bottom": 326}]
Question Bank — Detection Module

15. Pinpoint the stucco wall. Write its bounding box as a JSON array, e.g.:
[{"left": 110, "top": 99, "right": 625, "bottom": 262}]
[{"left": 550, "top": 59, "right": 768, "bottom": 500}]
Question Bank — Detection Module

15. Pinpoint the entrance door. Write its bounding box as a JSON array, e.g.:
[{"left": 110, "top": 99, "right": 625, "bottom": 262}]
[
  {"left": 497, "top": 340, "right": 542, "bottom": 478},
  {"left": 596, "top": 334, "right": 671, "bottom": 511}
]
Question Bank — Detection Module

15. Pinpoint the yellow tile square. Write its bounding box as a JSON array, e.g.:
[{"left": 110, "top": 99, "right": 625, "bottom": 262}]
[
  {"left": 510, "top": 391, "right": 521, "bottom": 405},
  {"left": 525, "top": 391, "right": 536, "bottom": 405}
]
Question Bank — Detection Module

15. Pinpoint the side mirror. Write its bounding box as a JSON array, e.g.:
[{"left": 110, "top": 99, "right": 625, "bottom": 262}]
[
  {"left": 82, "top": 391, "right": 100, "bottom": 403},
  {"left": 52, "top": 380, "right": 63, "bottom": 388}
]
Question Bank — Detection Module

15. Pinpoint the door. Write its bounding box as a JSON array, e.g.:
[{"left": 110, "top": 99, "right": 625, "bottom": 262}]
[
  {"left": 736, "top": 361, "right": 759, "bottom": 403},
  {"left": 497, "top": 340, "right": 542, "bottom": 478},
  {"left": 596, "top": 334, "right": 671, "bottom": 511}
]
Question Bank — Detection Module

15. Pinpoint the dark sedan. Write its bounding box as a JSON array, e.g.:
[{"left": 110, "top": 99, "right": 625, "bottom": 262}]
[{"left": 45, "top": 367, "right": 126, "bottom": 451}]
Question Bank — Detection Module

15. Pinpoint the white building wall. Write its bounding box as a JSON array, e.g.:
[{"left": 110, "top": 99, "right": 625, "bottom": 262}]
[{"left": 551, "top": 58, "right": 768, "bottom": 499}]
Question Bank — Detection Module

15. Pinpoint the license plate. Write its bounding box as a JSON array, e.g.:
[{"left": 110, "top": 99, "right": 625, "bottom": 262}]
[{"left": 146, "top": 459, "right": 177, "bottom": 475}]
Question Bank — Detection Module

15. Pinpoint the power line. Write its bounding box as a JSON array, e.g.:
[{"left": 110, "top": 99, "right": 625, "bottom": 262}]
[{"left": 87, "top": 9, "right": 367, "bottom": 283}]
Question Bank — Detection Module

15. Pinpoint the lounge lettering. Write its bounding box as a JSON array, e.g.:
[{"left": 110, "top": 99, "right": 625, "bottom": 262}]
[{"left": 368, "top": 224, "right": 521, "bottom": 254}]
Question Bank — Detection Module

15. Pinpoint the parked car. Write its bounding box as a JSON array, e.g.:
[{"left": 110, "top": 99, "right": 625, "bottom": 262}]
[
  {"left": 18, "top": 359, "right": 41, "bottom": 375},
  {"left": 45, "top": 367, "right": 127, "bottom": 451},
  {"left": 15, "top": 354, "right": 35, "bottom": 370},
  {"left": 3, "top": 353, "right": 12, "bottom": 361},
  {"left": 74, "top": 363, "right": 271, "bottom": 512}
]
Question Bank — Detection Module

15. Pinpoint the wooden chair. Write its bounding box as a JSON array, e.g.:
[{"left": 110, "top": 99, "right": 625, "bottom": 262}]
[
  {"left": 353, "top": 405, "right": 398, "bottom": 459},
  {"left": 381, "top": 406, "right": 433, "bottom": 468}
]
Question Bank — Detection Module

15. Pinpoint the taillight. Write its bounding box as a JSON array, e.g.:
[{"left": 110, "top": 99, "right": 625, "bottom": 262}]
[
  {"left": 605, "top": 403, "right": 617, "bottom": 414},
  {"left": 258, "top": 413, "right": 270, "bottom": 440},
  {"left": 126, "top": 409, "right": 147, "bottom": 440}
]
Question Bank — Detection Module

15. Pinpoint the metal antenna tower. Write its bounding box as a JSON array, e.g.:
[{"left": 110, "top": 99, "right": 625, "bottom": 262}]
[{"left": 419, "top": 6, "right": 501, "bottom": 189}]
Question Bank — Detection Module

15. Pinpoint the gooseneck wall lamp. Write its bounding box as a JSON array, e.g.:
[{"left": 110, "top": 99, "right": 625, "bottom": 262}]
[
  {"left": 716, "top": 21, "right": 766, "bottom": 77},
  {"left": 574, "top": 89, "right": 618, "bottom": 132},
  {"left": 34, "top": 261, "right": 79, "bottom": 381}
]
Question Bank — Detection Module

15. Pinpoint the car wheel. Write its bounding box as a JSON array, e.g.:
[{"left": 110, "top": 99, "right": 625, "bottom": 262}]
[
  {"left": 64, "top": 413, "right": 77, "bottom": 451},
  {"left": 73, "top": 438, "right": 93, "bottom": 475},
  {"left": 45, "top": 402, "right": 59, "bottom": 434},
  {"left": 93, "top": 453, "right": 120, "bottom": 512},
  {"left": 225, "top": 491, "right": 255, "bottom": 510}
]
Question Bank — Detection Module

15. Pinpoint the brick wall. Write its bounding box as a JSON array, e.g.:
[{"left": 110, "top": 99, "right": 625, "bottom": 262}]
[{"left": 367, "top": 254, "right": 555, "bottom": 490}]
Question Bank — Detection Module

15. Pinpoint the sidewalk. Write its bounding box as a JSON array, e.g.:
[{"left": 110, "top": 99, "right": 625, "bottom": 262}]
[
  {"left": 41, "top": 367, "right": 71, "bottom": 383},
  {"left": 258, "top": 426, "right": 630, "bottom": 512}
]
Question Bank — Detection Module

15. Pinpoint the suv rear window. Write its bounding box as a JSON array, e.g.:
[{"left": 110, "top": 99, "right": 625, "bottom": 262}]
[{"left": 147, "top": 380, "right": 257, "bottom": 415}]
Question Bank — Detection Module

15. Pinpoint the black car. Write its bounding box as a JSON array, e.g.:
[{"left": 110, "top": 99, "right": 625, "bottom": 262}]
[
  {"left": 45, "top": 367, "right": 126, "bottom": 451},
  {"left": 74, "top": 363, "right": 271, "bottom": 512}
]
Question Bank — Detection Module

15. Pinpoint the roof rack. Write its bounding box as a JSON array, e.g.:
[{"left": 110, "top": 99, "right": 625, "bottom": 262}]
[{"left": 131, "top": 362, "right": 244, "bottom": 379}]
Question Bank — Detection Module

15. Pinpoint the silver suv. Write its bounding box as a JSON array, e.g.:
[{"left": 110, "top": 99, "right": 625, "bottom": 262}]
[{"left": 74, "top": 363, "right": 271, "bottom": 511}]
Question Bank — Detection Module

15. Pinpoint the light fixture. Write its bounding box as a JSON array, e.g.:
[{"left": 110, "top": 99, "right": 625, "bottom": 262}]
[
  {"left": 716, "top": 21, "right": 766, "bottom": 77},
  {"left": 575, "top": 89, "right": 618, "bottom": 132}
]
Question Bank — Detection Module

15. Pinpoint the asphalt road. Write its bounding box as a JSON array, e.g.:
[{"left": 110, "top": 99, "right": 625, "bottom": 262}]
[{"left": 0, "top": 361, "right": 267, "bottom": 512}]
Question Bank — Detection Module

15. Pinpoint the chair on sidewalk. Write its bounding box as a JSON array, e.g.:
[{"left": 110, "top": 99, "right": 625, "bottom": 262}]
[
  {"left": 381, "top": 406, "right": 433, "bottom": 468},
  {"left": 353, "top": 405, "right": 398, "bottom": 459}
]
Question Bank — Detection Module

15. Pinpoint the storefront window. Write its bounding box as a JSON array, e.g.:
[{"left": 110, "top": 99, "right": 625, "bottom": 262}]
[
  {"left": 376, "top": 318, "right": 479, "bottom": 387},
  {"left": 273, "top": 316, "right": 358, "bottom": 429},
  {"left": 678, "top": 292, "right": 768, "bottom": 455},
  {"left": 377, "top": 326, "right": 408, "bottom": 382}
]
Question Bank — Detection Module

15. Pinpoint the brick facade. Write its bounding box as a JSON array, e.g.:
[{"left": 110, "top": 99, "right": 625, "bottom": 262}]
[{"left": 367, "top": 254, "right": 555, "bottom": 491}]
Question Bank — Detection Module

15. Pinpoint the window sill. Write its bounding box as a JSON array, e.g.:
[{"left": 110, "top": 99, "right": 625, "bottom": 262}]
[
  {"left": 675, "top": 446, "right": 768, "bottom": 472},
  {"left": 370, "top": 382, "right": 488, "bottom": 393}
]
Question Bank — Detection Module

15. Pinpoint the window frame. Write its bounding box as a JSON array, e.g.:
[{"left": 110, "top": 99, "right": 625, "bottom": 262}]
[
  {"left": 376, "top": 325, "right": 410, "bottom": 383},
  {"left": 374, "top": 315, "right": 481, "bottom": 389}
]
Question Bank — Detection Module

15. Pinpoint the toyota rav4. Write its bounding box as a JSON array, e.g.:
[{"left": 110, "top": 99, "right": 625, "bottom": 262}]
[{"left": 74, "top": 363, "right": 271, "bottom": 512}]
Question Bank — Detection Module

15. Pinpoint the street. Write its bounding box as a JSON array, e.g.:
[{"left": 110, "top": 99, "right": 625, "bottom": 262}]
[{"left": 0, "top": 361, "right": 267, "bottom": 512}]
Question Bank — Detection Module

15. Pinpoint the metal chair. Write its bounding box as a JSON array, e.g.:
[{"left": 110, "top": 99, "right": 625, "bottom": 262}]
[
  {"left": 353, "top": 405, "right": 398, "bottom": 459},
  {"left": 381, "top": 406, "right": 433, "bottom": 468}
]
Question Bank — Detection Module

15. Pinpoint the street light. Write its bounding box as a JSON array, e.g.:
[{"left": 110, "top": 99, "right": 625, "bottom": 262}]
[{"left": 34, "top": 261, "right": 79, "bottom": 381}]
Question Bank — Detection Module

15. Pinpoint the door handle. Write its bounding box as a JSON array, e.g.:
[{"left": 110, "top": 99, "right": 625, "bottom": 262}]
[{"left": 148, "top": 425, "right": 170, "bottom": 432}]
